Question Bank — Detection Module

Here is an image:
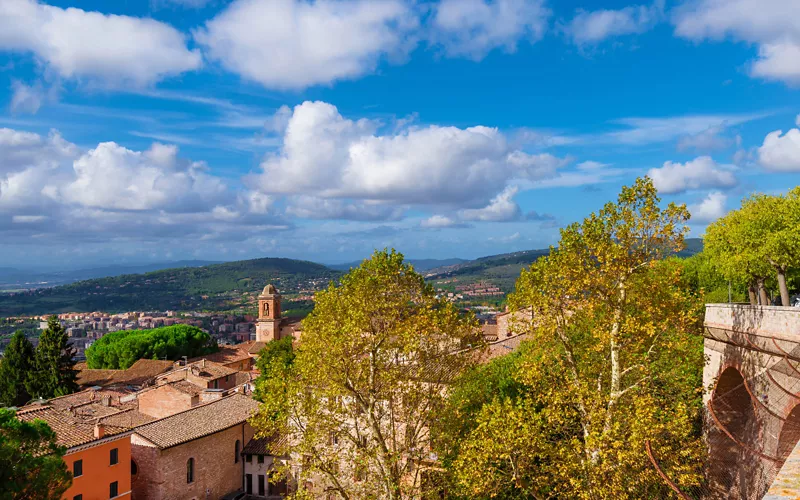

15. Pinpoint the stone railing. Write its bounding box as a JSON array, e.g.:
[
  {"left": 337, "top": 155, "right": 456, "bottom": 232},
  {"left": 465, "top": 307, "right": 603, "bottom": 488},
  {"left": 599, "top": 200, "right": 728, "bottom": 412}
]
[{"left": 705, "top": 304, "right": 800, "bottom": 342}]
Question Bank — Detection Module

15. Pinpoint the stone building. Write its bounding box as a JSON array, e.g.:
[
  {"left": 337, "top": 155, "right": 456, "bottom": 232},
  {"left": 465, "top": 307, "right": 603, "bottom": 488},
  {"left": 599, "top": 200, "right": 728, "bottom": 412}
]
[
  {"left": 256, "top": 285, "right": 282, "bottom": 342},
  {"left": 241, "top": 436, "right": 295, "bottom": 498},
  {"left": 17, "top": 387, "right": 154, "bottom": 500},
  {"left": 130, "top": 394, "right": 259, "bottom": 500}
]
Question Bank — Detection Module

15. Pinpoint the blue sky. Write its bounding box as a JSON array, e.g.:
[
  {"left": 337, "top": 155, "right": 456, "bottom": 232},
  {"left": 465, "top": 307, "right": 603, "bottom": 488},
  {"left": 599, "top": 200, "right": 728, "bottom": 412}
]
[{"left": 0, "top": 0, "right": 798, "bottom": 269}]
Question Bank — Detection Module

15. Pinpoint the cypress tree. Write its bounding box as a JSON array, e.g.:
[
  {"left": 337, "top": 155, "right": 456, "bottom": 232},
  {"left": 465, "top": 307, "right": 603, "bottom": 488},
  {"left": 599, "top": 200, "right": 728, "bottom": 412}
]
[
  {"left": 0, "top": 331, "right": 35, "bottom": 407},
  {"left": 26, "top": 317, "right": 77, "bottom": 399}
]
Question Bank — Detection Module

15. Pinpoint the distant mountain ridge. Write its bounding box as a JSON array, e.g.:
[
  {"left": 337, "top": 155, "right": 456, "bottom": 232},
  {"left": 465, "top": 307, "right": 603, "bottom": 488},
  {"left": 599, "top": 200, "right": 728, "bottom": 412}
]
[
  {"left": 0, "top": 260, "right": 219, "bottom": 291},
  {"left": 0, "top": 258, "right": 339, "bottom": 316},
  {"left": 0, "top": 239, "right": 703, "bottom": 316},
  {"left": 330, "top": 257, "right": 468, "bottom": 272}
]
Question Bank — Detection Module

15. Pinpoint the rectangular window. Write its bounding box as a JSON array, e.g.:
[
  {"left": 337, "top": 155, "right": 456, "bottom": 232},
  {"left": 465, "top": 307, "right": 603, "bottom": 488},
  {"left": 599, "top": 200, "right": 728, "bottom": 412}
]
[
  {"left": 213, "top": 380, "right": 219, "bottom": 389},
  {"left": 109, "top": 481, "right": 118, "bottom": 498},
  {"left": 74, "top": 495, "right": 83, "bottom": 500},
  {"left": 110, "top": 448, "right": 118, "bottom": 466},
  {"left": 246, "top": 454, "right": 252, "bottom": 463},
  {"left": 74, "top": 459, "right": 83, "bottom": 477},
  {"left": 257, "top": 455, "right": 264, "bottom": 464},
  {"left": 258, "top": 475, "right": 265, "bottom": 496}
]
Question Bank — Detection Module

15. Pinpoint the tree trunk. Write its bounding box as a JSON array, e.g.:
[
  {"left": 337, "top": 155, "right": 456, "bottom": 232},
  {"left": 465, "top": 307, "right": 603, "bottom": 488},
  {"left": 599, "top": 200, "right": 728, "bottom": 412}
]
[
  {"left": 748, "top": 284, "right": 757, "bottom": 305},
  {"left": 757, "top": 278, "right": 769, "bottom": 305},
  {"left": 777, "top": 268, "right": 791, "bottom": 307}
]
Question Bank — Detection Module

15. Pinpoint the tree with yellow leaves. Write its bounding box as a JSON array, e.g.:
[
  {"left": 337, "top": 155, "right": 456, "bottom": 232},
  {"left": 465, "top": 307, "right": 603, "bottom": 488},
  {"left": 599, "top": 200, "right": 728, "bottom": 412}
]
[
  {"left": 444, "top": 177, "right": 705, "bottom": 498},
  {"left": 251, "top": 249, "right": 481, "bottom": 500}
]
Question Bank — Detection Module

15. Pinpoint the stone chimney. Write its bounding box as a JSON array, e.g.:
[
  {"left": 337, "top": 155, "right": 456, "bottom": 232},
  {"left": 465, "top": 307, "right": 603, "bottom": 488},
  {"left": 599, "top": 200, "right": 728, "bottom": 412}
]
[{"left": 94, "top": 422, "right": 105, "bottom": 439}]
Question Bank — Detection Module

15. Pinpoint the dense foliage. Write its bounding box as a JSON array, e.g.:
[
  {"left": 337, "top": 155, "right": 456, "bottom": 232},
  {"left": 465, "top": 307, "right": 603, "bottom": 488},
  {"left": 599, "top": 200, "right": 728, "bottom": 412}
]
[
  {"left": 0, "top": 331, "right": 35, "bottom": 407},
  {"left": 25, "top": 317, "right": 77, "bottom": 400},
  {"left": 0, "top": 408, "right": 72, "bottom": 499},
  {"left": 438, "top": 178, "right": 706, "bottom": 498},
  {"left": 253, "top": 336, "right": 295, "bottom": 402},
  {"left": 85, "top": 325, "right": 217, "bottom": 369},
  {"left": 705, "top": 187, "right": 800, "bottom": 305},
  {"left": 252, "top": 250, "right": 481, "bottom": 500},
  {"left": 0, "top": 258, "right": 341, "bottom": 316}
]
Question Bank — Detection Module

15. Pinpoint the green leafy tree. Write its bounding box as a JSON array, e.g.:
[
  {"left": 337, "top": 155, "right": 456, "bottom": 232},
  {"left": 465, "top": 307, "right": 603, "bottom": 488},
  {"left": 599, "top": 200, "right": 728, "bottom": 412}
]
[
  {"left": 253, "top": 336, "right": 295, "bottom": 402},
  {"left": 252, "top": 249, "right": 481, "bottom": 500},
  {"left": 754, "top": 188, "right": 800, "bottom": 306},
  {"left": 0, "top": 408, "right": 72, "bottom": 499},
  {"left": 0, "top": 332, "right": 35, "bottom": 407},
  {"left": 445, "top": 178, "right": 705, "bottom": 498},
  {"left": 25, "top": 317, "right": 77, "bottom": 400},
  {"left": 85, "top": 324, "right": 218, "bottom": 369}
]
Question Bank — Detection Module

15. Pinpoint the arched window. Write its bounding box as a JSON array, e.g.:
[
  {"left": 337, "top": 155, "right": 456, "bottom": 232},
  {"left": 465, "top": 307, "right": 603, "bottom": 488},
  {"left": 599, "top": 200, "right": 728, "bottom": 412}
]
[
  {"left": 235, "top": 440, "right": 241, "bottom": 463},
  {"left": 187, "top": 458, "right": 194, "bottom": 484}
]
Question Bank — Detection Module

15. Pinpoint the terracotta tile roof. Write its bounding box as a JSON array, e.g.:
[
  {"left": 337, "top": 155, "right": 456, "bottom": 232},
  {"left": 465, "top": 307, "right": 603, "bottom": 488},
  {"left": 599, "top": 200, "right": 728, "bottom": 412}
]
[
  {"left": 170, "top": 380, "right": 203, "bottom": 396},
  {"left": 188, "top": 360, "right": 238, "bottom": 380},
  {"left": 247, "top": 341, "right": 267, "bottom": 355},
  {"left": 16, "top": 388, "right": 151, "bottom": 449},
  {"left": 133, "top": 394, "right": 259, "bottom": 449},
  {"left": 188, "top": 345, "right": 253, "bottom": 366},
  {"left": 76, "top": 359, "right": 174, "bottom": 388},
  {"left": 241, "top": 434, "right": 287, "bottom": 456},
  {"left": 482, "top": 333, "right": 528, "bottom": 362}
]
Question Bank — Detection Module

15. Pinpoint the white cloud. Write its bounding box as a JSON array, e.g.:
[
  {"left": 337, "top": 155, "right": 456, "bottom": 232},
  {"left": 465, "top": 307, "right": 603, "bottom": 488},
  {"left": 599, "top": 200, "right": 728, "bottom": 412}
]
[
  {"left": 459, "top": 185, "right": 522, "bottom": 222},
  {"left": 0, "top": 0, "right": 201, "bottom": 87},
  {"left": 9, "top": 81, "right": 47, "bottom": 114},
  {"left": 420, "top": 215, "right": 461, "bottom": 228},
  {"left": 673, "top": 0, "right": 800, "bottom": 85},
  {"left": 676, "top": 124, "right": 734, "bottom": 152},
  {"left": 431, "top": 0, "right": 550, "bottom": 59},
  {"left": 648, "top": 156, "right": 737, "bottom": 194},
  {"left": 603, "top": 113, "right": 765, "bottom": 145},
  {"left": 252, "top": 101, "right": 565, "bottom": 208},
  {"left": 62, "top": 142, "right": 227, "bottom": 211},
  {"left": 565, "top": 1, "right": 663, "bottom": 45},
  {"left": 689, "top": 191, "right": 727, "bottom": 223},
  {"left": 758, "top": 128, "right": 800, "bottom": 171},
  {"left": 796, "top": 114, "right": 800, "bottom": 127},
  {"left": 286, "top": 196, "right": 403, "bottom": 221},
  {"left": 195, "top": 0, "right": 417, "bottom": 90}
]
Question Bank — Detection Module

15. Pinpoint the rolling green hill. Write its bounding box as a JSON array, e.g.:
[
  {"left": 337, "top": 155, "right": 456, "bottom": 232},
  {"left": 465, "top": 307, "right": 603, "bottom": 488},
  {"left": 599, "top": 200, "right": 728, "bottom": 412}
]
[
  {"left": 426, "top": 238, "right": 704, "bottom": 293},
  {"left": 0, "top": 258, "right": 341, "bottom": 316}
]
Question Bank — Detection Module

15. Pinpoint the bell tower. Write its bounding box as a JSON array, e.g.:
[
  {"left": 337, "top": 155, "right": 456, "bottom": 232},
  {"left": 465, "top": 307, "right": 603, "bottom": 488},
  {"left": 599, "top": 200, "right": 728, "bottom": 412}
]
[{"left": 256, "top": 284, "right": 282, "bottom": 342}]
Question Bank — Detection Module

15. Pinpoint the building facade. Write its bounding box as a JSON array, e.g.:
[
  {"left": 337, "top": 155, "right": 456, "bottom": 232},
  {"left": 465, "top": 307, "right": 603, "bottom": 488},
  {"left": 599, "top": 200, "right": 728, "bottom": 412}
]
[{"left": 130, "top": 394, "right": 259, "bottom": 500}]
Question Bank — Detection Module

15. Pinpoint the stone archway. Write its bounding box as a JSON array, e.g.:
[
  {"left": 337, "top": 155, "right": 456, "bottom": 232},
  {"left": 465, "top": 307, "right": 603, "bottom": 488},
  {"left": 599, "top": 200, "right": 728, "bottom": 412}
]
[{"left": 708, "top": 366, "right": 760, "bottom": 498}]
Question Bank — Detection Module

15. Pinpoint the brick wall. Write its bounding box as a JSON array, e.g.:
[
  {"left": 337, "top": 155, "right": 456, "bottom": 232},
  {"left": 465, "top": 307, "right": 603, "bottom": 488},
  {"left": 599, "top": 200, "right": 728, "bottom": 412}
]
[
  {"left": 138, "top": 385, "right": 195, "bottom": 419},
  {"left": 131, "top": 423, "right": 255, "bottom": 500}
]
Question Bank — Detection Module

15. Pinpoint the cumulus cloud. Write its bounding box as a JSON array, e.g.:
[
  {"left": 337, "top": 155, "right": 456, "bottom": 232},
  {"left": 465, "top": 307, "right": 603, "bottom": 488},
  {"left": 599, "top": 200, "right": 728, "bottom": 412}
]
[
  {"left": 0, "top": 127, "right": 286, "bottom": 248},
  {"left": 459, "top": 185, "right": 522, "bottom": 222},
  {"left": 61, "top": 142, "right": 227, "bottom": 211},
  {"left": 565, "top": 1, "right": 663, "bottom": 45},
  {"left": 195, "top": 0, "right": 417, "bottom": 90},
  {"left": 251, "top": 101, "right": 565, "bottom": 208},
  {"left": 673, "top": 0, "right": 800, "bottom": 85},
  {"left": 0, "top": 0, "right": 201, "bottom": 87},
  {"left": 689, "top": 191, "right": 727, "bottom": 223},
  {"left": 758, "top": 128, "right": 800, "bottom": 171},
  {"left": 430, "top": 0, "right": 550, "bottom": 59},
  {"left": 648, "top": 156, "right": 737, "bottom": 194}
]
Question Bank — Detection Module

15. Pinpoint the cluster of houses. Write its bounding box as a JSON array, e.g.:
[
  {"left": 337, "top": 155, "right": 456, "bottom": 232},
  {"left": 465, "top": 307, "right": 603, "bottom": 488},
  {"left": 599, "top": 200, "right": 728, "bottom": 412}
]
[
  {"left": 14, "top": 286, "right": 532, "bottom": 499},
  {"left": 16, "top": 286, "right": 295, "bottom": 500}
]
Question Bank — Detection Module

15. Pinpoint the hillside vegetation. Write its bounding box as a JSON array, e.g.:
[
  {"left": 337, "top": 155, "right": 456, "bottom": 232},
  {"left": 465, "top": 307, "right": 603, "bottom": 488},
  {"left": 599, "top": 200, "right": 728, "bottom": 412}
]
[{"left": 0, "top": 258, "right": 340, "bottom": 315}]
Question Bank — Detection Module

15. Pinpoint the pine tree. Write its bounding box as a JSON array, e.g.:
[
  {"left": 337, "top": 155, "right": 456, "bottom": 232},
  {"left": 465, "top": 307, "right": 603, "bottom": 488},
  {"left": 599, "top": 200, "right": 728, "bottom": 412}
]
[
  {"left": 0, "top": 331, "right": 35, "bottom": 407},
  {"left": 26, "top": 317, "right": 78, "bottom": 399}
]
